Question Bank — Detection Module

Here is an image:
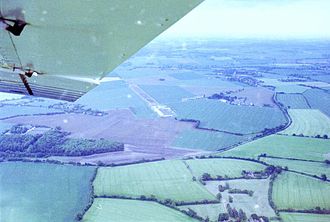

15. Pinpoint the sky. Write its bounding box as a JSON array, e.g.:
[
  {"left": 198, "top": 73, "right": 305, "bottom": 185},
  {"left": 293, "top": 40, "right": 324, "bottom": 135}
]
[{"left": 163, "top": 0, "right": 330, "bottom": 39}]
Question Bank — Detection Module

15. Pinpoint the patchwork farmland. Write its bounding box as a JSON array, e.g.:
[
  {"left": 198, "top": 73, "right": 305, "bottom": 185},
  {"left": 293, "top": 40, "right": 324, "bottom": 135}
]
[
  {"left": 303, "top": 89, "right": 330, "bottom": 117},
  {"left": 93, "top": 160, "right": 215, "bottom": 202},
  {"left": 185, "top": 158, "right": 266, "bottom": 178},
  {"left": 219, "top": 135, "right": 330, "bottom": 161},
  {"left": 260, "top": 157, "right": 330, "bottom": 178},
  {"left": 170, "top": 99, "right": 287, "bottom": 134},
  {"left": 205, "top": 179, "right": 276, "bottom": 218},
  {"left": 1, "top": 38, "right": 330, "bottom": 222}
]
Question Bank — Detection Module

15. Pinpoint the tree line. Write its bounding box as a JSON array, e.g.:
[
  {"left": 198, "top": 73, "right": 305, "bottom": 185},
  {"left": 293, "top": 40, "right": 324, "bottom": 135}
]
[{"left": 0, "top": 125, "right": 124, "bottom": 158}]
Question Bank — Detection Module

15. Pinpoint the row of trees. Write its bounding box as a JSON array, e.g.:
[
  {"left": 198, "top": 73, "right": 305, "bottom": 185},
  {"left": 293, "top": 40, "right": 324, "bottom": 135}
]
[
  {"left": 218, "top": 205, "right": 270, "bottom": 222},
  {"left": 49, "top": 103, "right": 106, "bottom": 116},
  {"left": 228, "top": 188, "right": 253, "bottom": 197},
  {"left": 291, "top": 133, "right": 328, "bottom": 139}
]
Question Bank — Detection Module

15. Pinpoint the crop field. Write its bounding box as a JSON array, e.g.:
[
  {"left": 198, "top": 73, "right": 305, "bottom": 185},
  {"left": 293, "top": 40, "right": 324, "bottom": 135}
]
[
  {"left": 302, "top": 82, "right": 330, "bottom": 88},
  {"left": 0, "top": 162, "right": 95, "bottom": 222},
  {"left": 280, "top": 212, "right": 330, "bottom": 222},
  {"left": 139, "top": 84, "right": 194, "bottom": 104},
  {"left": 205, "top": 179, "right": 276, "bottom": 218},
  {"left": 94, "top": 160, "right": 215, "bottom": 202},
  {"left": 276, "top": 93, "right": 310, "bottom": 109},
  {"left": 185, "top": 158, "right": 265, "bottom": 178},
  {"left": 274, "top": 85, "right": 310, "bottom": 94},
  {"left": 272, "top": 172, "right": 330, "bottom": 210},
  {"left": 172, "top": 129, "right": 249, "bottom": 151},
  {"left": 83, "top": 198, "right": 196, "bottom": 222},
  {"left": 267, "top": 68, "right": 327, "bottom": 77},
  {"left": 169, "top": 71, "right": 204, "bottom": 80},
  {"left": 260, "top": 157, "right": 330, "bottom": 178},
  {"left": 180, "top": 78, "right": 244, "bottom": 96},
  {"left": 303, "top": 89, "right": 330, "bottom": 117},
  {"left": 259, "top": 78, "right": 309, "bottom": 93},
  {"left": 171, "top": 99, "right": 286, "bottom": 134},
  {"left": 179, "top": 78, "right": 245, "bottom": 88},
  {"left": 179, "top": 204, "right": 226, "bottom": 221},
  {"left": 76, "top": 80, "right": 155, "bottom": 118},
  {"left": 281, "top": 109, "right": 330, "bottom": 137},
  {"left": 219, "top": 135, "right": 330, "bottom": 161},
  {"left": 180, "top": 85, "right": 243, "bottom": 98}
]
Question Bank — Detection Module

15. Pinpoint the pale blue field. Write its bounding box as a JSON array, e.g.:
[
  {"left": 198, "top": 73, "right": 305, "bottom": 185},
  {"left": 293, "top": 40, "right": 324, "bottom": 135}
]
[{"left": 0, "top": 162, "right": 95, "bottom": 222}]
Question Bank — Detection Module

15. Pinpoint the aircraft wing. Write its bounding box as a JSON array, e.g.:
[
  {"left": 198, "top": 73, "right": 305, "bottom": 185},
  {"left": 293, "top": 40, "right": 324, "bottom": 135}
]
[{"left": 0, "top": 0, "right": 203, "bottom": 101}]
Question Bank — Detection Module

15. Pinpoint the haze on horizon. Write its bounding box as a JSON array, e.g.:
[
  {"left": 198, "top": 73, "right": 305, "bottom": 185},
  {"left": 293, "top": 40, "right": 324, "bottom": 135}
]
[{"left": 162, "top": 0, "right": 330, "bottom": 39}]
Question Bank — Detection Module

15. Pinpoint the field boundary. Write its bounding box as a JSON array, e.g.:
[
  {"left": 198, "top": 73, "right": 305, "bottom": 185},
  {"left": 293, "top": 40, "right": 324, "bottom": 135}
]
[
  {"left": 258, "top": 155, "right": 325, "bottom": 163},
  {"left": 193, "top": 156, "right": 330, "bottom": 182},
  {"left": 301, "top": 93, "right": 312, "bottom": 108},
  {"left": 76, "top": 167, "right": 99, "bottom": 221},
  {"left": 278, "top": 209, "right": 330, "bottom": 214}
]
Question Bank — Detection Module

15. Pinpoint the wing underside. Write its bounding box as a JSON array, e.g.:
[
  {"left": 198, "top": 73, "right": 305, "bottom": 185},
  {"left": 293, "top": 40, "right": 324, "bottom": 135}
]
[{"left": 0, "top": 0, "right": 203, "bottom": 101}]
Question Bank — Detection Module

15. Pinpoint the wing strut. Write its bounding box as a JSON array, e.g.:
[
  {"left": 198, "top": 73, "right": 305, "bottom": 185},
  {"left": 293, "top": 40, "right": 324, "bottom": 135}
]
[{"left": 19, "top": 73, "right": 33, "bottom": 95}]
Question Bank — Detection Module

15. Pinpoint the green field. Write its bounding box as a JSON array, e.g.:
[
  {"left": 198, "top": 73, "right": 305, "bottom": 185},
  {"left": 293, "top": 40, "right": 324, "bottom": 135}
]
[
  {"left": 273, "top": 172, "right": 330, "bottom": 210},
  {"left": 179, "top": 204, "right": 225, "bottom": 222},
  {"left": 280, "top": 212, "right": 330, "bottom": 222},
  {"left": 170, "top": 99, "right": 286, "bottom": 134},
  {"left": 83, "top": 198, "right": 197, "bottom": 222},
  {"left": 219, "top": 135, "right": 330, "bottom": 161},
  {"left": 302, "top": 81, "right": 330, "bottom": 88},
  {"left": 0, "top": 162, "right": 95, "bottom": 222},
  {"left": 275, "top": 85, "right": 309, "bottom": 94},
  {"left": 303, "top": 89, "right": 330, "bottom": 117},
  {"left": 205, "top": 179, "right": 276, "bottom": 218},
  {"left": 276, "top": 93, "right": 310, "bottom": 109},
  {"left": 185, "top": 158, "right": 265, "bottom": 178},
  {"left": 281, "top": 109, "right": 330, "bottom": 137},
  {"left": 140, "top": 85, "right": 194, "bottom": 104},
  {"left": 173, "top": 129, "right": 249, "bottom": 151},
  {"left": 259, "top": 78, "right": 309, "bottom": 93},
  {"left": 77, "top": 81, "right": 155, "bottom": 118},
  {"left": 94, "top": 160, "right": 215, "bottom": 202},
  {"left": 260, "top": 157, "right": 330, "bottom": 178}
]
